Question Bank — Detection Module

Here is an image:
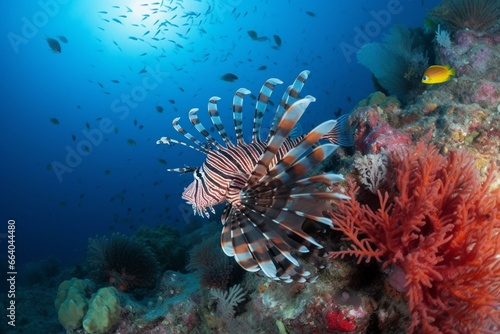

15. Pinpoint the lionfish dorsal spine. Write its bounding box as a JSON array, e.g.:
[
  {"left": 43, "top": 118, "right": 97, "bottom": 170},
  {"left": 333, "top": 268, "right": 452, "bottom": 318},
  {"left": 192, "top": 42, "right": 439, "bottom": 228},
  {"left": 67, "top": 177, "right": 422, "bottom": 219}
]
[
  {"left": 252, "top": 78, "right": 283, "bottom": 143},
  {"left": 156, "top": 136, "right": 208, "bottom": 155},
  {"left": 268, "top": 70, "right": 310, "bottom": 140},
  {"left": 188, "top": 108, "right": 221, "bottom": 150},
  {"left": 172, "top": 116, "right": 211, "bottom": 153},
  {"left": 208, "top": 96, "right": 233, "bottom": 147},
  {"left": 232, "top": 88, "right": 251, "bottom": 145},
  {"left": 247, "top": 95, "right": 316, "bottom": 186}
]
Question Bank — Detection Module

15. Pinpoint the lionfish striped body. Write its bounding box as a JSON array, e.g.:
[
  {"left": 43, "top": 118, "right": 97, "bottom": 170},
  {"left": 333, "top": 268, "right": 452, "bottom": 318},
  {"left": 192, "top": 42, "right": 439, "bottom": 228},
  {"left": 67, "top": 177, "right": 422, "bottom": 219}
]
[{"left": 157, "top": 71, "right": 351, "bottom": 283}]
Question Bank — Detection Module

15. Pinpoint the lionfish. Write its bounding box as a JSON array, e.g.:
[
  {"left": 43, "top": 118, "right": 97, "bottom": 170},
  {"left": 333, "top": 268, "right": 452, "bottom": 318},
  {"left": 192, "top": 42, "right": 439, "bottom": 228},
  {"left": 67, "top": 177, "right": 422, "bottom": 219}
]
[{"left": 157, "top": 71, "right": 352, "bottom": 283}]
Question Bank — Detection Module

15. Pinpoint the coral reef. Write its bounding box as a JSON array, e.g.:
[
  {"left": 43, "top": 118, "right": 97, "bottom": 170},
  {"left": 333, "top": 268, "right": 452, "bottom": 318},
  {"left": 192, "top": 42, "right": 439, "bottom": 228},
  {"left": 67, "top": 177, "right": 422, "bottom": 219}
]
[
  {"left": 83, "top": 287, "right": 122, "bottom": 334},
  {"left": 87, "top": 233, "right": 160, "bottom": 291},
  {"left": 329, "top": 142, "right": 500, "bottom": 332},
  {"left": 35, "top": 2, "right": 499, "bottom": 333},
  {"left": 55, "top": 278, "right": 96, "bottom": 331},
  {"left": 55, "top": 279, "right": 123, "bottom": 333}
]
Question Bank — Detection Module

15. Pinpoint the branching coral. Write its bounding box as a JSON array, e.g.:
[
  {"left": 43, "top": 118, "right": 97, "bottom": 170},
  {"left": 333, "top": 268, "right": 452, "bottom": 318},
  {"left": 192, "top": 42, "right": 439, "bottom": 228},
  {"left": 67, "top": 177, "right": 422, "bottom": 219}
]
[
  {"left": 429, "top": 0, "right": 500, "bottom": 32},
  {"left": 87, "top": 233, "right": 160, "bottom": 291},
  {"left": 330, "top": 142, "right": 500, "bottom": 333}
]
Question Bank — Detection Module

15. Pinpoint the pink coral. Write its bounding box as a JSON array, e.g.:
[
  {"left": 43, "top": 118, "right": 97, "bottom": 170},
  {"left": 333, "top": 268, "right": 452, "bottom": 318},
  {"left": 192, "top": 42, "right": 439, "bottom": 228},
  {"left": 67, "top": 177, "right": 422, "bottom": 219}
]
[
  {"left": 351, "top": 107, "right": 412, "bottom": 154},
  {"left": 330, "top": 142, "right": 500, "bottom": 333},
  {"left": 473, "top": 81, "right": 499, "bottom": 104}
]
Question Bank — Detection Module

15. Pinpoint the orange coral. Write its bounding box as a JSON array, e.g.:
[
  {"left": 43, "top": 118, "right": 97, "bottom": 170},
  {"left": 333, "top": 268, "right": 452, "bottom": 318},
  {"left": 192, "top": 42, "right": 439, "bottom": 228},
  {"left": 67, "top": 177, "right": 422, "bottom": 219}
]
[{"left": 330, "top": 142, "right": 500, "bottom": 333}]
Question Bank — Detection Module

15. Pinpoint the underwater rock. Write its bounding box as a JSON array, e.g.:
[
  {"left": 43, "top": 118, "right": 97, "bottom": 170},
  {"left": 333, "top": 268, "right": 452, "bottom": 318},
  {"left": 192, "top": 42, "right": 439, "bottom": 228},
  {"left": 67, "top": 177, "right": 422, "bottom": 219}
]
[{"left": 351, "top": 106, "right": 412, "bottom": 154}]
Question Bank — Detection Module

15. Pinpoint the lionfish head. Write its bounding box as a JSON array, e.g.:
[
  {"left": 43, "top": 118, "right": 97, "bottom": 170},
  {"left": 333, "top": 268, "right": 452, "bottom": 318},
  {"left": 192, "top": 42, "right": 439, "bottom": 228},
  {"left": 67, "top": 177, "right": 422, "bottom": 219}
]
[{"left": 181, "top": 167, "right": 222, "bottom": 218}]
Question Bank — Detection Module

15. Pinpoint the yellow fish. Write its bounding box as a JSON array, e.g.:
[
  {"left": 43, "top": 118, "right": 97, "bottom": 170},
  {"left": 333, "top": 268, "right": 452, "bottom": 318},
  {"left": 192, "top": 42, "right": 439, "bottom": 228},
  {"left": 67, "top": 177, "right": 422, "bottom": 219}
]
[{"left": 421, "top": 65, "right": 455, "bottom": 84}]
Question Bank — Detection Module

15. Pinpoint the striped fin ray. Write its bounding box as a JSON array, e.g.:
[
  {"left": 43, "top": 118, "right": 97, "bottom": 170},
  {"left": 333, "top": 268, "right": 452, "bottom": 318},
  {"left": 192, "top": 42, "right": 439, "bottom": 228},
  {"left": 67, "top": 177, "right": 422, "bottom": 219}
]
[
  {"left": 222, "top": 206, "right": 317, "bottom": 282},
  {"left": 262, "top": 144, "right": 339, "bottom": 189},
  {"left": 248, "top": 96, "right": 316, "bottom": 187},
  {"left": 166, "top": 166, "right": 198, "bottom": 173},
  {"left": 208, "top": 96, "right": 232, "bottom": 147},
  {"left": 188, "top": 108, "right": 222, "bottom": 150},
  {"left": 233, "top": 88, "right": 251, "bottom": 145},
  {"left": 268, "top": 70, "right": 310, "bottom": 140},
  {"left": 156, "top": 136, "right": 208, "bottom": 154},
  {"left": 222, "top": 178, "right": 340, "bottom": 282},
  {"left": 172, "top": 117, "right": 210, "bottom": 152},
  {"left": 263, "top": 120, "right": 337, "bottom": 182},
  {"left": 252, "top": 78, "right": 283, "bottom": 142}
]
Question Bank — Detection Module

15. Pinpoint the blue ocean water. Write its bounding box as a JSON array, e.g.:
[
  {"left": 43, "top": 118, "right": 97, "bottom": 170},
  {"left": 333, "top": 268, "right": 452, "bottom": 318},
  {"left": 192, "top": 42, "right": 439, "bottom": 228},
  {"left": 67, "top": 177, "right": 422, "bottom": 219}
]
[{"left": 0, "top": 0, "right": 438, "bottom": 276}]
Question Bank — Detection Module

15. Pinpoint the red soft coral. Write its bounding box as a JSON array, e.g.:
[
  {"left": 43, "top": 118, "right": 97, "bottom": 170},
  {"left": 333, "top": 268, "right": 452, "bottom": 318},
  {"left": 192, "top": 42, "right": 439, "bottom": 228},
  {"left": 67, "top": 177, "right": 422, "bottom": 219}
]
[
  {"left": 326, "top": 310, "right": 356, "bottom": 332},
  {"left": 330, "top": 142, "right": 500, "bottom": 333}
]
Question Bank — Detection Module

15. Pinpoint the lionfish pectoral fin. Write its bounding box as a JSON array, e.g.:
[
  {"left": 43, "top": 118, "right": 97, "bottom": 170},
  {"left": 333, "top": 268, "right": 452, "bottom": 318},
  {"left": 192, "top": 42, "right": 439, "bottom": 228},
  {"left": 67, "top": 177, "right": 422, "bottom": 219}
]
[
  {"left": 221, "top": 205, "right": 314, "bottom": 282},
  {"left": 323, "top": 113, "right": 355, "bottom": 147}
]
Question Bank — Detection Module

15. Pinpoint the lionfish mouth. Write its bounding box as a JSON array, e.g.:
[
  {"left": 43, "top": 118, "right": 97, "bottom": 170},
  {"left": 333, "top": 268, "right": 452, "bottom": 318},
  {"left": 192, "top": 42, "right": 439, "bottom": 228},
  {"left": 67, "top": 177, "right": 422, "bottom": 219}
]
[
  {"left": 182, "top": 178, "right": 218, "bottom": 218},
  {"left": 157, "top": 70, "right": 353, "bottom": 283}
]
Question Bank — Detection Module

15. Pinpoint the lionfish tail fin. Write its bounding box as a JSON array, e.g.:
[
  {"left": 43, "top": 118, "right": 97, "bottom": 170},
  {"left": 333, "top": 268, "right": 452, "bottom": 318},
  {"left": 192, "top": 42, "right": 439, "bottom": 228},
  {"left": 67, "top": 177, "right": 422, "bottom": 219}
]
[{"left": 323, "top": 113, "right": 355, "bottom": 147}]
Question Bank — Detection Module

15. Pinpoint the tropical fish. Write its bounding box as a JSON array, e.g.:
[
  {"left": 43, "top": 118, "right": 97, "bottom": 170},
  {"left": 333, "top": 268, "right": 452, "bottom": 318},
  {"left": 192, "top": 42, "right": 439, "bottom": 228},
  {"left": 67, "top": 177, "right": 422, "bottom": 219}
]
[
  {"left": 58, "top": 35, "right": 68, "bottom": 43},
  {"left": 306, "top": 11, "right": 316, "bottom": 17},
  {"left": 127, "top": 139, "right": 137, "bottom": 146},
  {"left": 46, "top": 38, "right": 61, "bottom": 53},
  {"left": 156, "top": 105, "right": 164, "bottom": 113},
  {"left": 50, "top": 118, "right": 60, "bottom": 125},
  {"left": 247, "top": 30, "right": 258, "bottom": 40},
  {"left": 273, "top": 34, "right": 282, "bottom": 47},
  {"left": 156, "top": 71, "right": 353, "bottom": 283},
  {"left": 421, "top": 65, "right": 455, "bottom": 84},
  {"left": 221, "top": 73, "right": 238, "bottom": 82}
]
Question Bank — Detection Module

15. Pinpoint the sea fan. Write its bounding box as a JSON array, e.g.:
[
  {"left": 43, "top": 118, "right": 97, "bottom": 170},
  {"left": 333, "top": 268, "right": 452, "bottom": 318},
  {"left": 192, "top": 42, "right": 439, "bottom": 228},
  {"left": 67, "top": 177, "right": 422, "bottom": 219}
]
[
  {"left": 429, "top": 0, "right": 500, "bottom": 32},
  {"left": 330, "top": 142, "right": 500, "bottom": 332},
  {"left": 87, "top": 233, "right": 160, "bottom": 291}
]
